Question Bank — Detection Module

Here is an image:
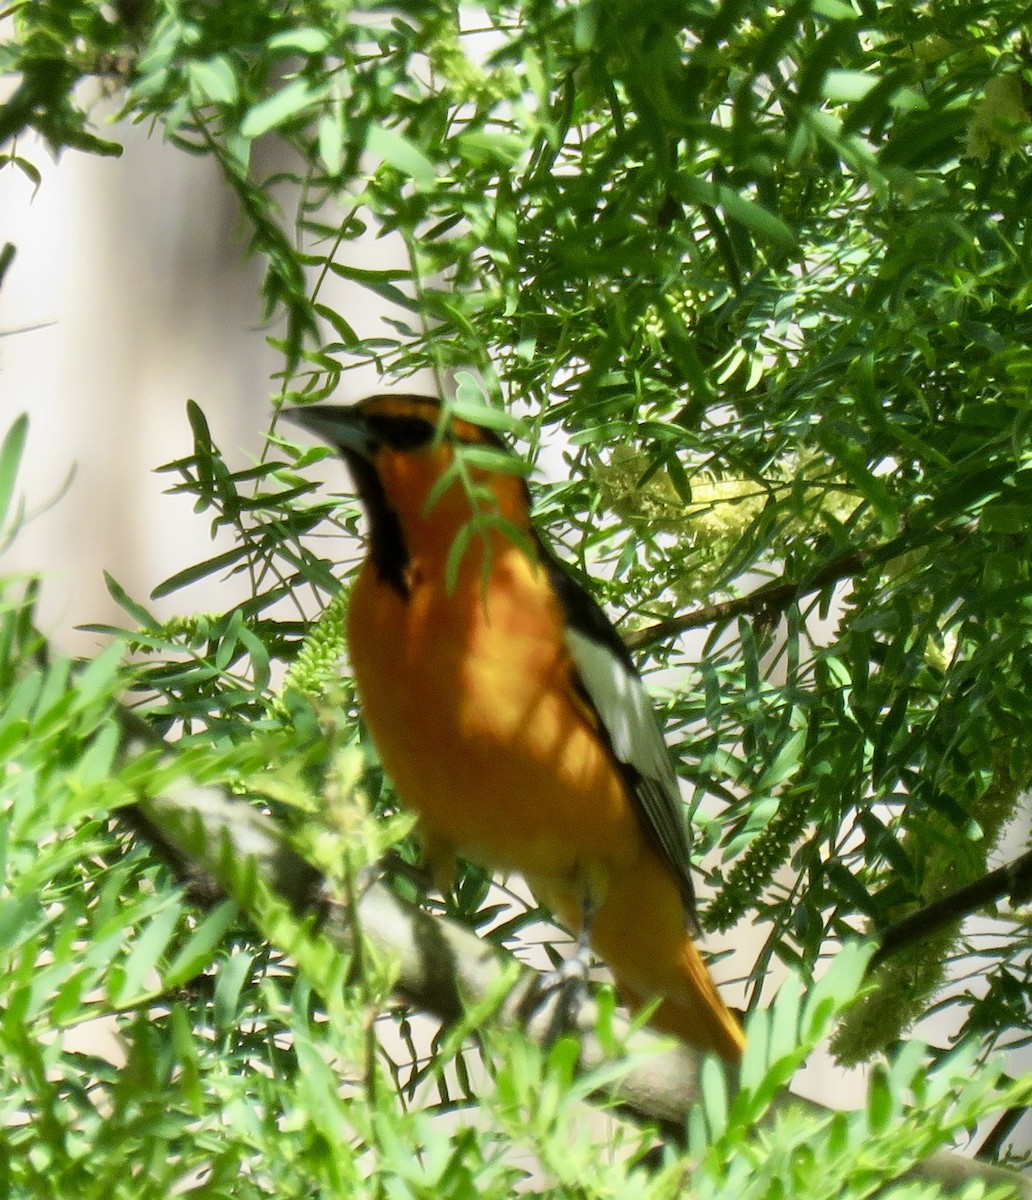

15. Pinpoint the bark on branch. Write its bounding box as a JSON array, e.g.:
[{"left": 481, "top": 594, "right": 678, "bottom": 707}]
[
  {"left": 870, "top": 847, "right": 1032, "bottom": 973},
  {"left": 624, "top": 522, "right": 962, "bottom": 651},
  {"left": 121, "top": 778, "right": 1030, "bottom": 1199}
]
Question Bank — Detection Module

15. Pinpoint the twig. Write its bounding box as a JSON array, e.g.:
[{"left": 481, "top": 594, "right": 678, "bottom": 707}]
[
  {"left": 977, "top": 1105, "right": 1029, "bottom": 1163},
  {"left": 624, "top": 522, "right": 954, "bottom": 650},
  {"left": 869, "top": 848, "right": 1032, "bottom": 973}
]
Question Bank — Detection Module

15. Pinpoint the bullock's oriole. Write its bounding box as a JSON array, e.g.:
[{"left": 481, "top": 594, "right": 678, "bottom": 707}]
[{"left": 284, "top": 394, "right": 744, "bottom": 1061}]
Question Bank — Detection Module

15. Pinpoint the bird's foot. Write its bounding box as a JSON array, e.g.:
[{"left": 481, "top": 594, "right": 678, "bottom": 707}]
[{"left": 524, "top": 948, "right": 593, "bottom": 1045}]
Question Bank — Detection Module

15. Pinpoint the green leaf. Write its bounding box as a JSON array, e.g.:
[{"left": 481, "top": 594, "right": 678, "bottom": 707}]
[
  {"left": 455, "top": 444, "right": 534, "bottom": 477},
  {"left": 0, "top": 240, "right": 16, "bottom": 286},
  {"left": 212, "top": 947, "right": 255, "bottom": 1030},
  {"left": 267, "top": 28, "right": 330, "bottom": 54},
  {"left": 802, "top": 942, "right": 874, "bottom": 1042},
  {"left": 456, "top": 129, "right": 527, "bottom": 167},
  {"left": 111, "top": 902, "right": 182, "bottom": 1008},
  {"left": 768, "top": 971, "right": 803, "bottom": 1063},
  {"left": 103, "top": 571, "right": 158, "bottom": 628},
  {"left": 757, "top": 728, "right": 806, "bottom": 791},
  {"left": 701, "top": 1054, "right": 730, "bottom": 1139},
  {"left": 70, "top": 641, "right": 125, "bottom": 710},
  {"left": 151, "top": 547, "right": 247, "bottom": 599},
  {"left": 680, "top": 177, "right": 796, "bottom": 248},
  {"left": 314, "top": 302, "right": 357, "bottom": 345},
  {"left": 812, "top": 0, "right": 857, "bottom": 16},
  {"left": 75, "top": 720, "right": 121, "bottom": 788},
  {"left": 366, "top": 124, "right": 437, "bottom": 188},
  {"left": 241, "top": 79, "right": 326, "bottom": 139},
  {"left": 448, "top": 374, "right": 530, "bottom": 437},
  {"left": 823, "top": 432, "right": 900, "bottom": 535},
  {"left": 318, "top": 112, "right": 343, "bottom": 176},
  {"left": 822, "top": 70, "right": 878, "bottom": 103},
  {"left": 0, "top": 413, "right": 27, "bottom": 533},
  {"left": 716, "top": 184, "right": 796, "bottom": 248},
  {"left": 188, "top": 56, "right": 238, "bottom": 105},
  {"left": 164, "top": 901, "right": 240, "bottom": 989}
]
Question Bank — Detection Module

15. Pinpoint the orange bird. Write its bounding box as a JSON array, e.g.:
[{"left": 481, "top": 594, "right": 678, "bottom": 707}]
[{"left": 284, "top": 394, "right": 743, "bottom": 1061}]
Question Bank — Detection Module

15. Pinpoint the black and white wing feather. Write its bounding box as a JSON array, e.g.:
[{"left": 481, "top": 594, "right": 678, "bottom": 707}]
[{"left": 539, "top": 546, "right": 700, "bottom": 929}]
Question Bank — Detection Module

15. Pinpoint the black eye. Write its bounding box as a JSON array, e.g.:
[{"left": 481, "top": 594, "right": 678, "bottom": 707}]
[{"left": 369, "top": 415, "right": 436, "bottom": 450}]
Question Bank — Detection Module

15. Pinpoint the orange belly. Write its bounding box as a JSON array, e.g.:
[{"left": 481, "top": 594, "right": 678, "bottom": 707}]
[{"left": 347, "top": 548, "right": 642, "bottom": 885}]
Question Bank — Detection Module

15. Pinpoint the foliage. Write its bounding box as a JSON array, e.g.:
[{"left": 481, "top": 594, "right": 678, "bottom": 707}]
[{"left": 3, "top": 0, "right": 1032, "bottom": 1193}]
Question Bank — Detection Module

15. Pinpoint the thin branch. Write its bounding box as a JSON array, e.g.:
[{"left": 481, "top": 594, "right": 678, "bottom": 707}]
[
  {"left": 977, "top": 1105, "right": 1029, "bottom": 1163},
  {"left": 624, "top": 521, "right": 962, "bottom": 651},
  {"left": 869, "top": 848, "right": 1032, "bottom": 973}
]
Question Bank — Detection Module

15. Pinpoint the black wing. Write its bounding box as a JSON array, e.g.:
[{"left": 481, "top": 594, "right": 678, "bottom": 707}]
[{"left": 537, "top": 539, "right": 700, "bottom": 930}]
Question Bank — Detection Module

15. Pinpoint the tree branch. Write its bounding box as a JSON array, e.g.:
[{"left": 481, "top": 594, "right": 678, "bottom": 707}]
[
  {"left": 122, "top": 776, "right": 1031, "bottom": 1198},
  {"left": 624, "top": 522, "right": 954, "bottom": 651},
  {"left": 870, "top": 848, "right": 1032, "bottom": 973}
]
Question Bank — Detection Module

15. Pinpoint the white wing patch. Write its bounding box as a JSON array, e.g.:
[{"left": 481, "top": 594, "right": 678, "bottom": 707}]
[
  {"left": 563, "top": 626, "right": 698, "bottom": 922},
  {"left": 563, "top": 628, "right": 681, "bottom": 799}
]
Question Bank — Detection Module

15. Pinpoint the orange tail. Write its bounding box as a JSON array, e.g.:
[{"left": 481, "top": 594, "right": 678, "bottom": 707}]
[
  {"left": 613, "top": 939, "right": 745, "bottom": 1063},
  {"left": 541, "top": 851, "right": 745, "bottom": 1063}
]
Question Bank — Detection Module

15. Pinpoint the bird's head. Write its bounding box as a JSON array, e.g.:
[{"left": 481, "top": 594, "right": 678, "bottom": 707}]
[{"left": 281, "top": 394, "right": 534, "bottom": 567}]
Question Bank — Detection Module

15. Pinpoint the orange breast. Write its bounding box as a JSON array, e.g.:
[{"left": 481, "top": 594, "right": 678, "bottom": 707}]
[{"left": 346, "top": 543, "right": 642, "bottom": 884}]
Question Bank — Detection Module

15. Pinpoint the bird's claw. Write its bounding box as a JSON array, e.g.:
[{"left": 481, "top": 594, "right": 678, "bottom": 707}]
[{"left": 523, "top": 949, "right": 592, "bottom": 1045}]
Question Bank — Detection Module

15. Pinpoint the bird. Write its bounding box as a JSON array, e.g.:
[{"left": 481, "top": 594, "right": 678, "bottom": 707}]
[{"left": 282, "top": 393, "right": 744, "bottom": 1061}]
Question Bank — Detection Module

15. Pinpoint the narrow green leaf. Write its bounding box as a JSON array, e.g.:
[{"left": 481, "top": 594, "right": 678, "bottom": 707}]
[
  {"left": 448, "top": 376, "right": 529, "bottom": 437},
  {"left": 314, "top": 302, "right": 357, "bottom": 345},
  {"left": 267, "top": 28, "right": 330, "bottom": 54},
  {"left": 757, "top": 729, "right": 806, "bottom": 791},
  {"left": 186, "top": 399, "right": 213, "bottom": 455},
  {"left": 0, "top": 893, "right": 40, "bottom": 954},
  {"left": 111, "top": 903, "right": 182, "bottom": 1008},
  {"left": 455, "top": 444, "right": 534, "bottom": 477},
  {"left": 75, "top": 721, "right": 121, "bottom": 789},
  {"left": 768, "top": 971, "right": 803, "bottom": 1063},
  {"left": 151, "top": 547, "right": 247, "bottom": 599},
  {"left": 318, "top": 112, "right": 343, "bottom": 175},
  {"left": 0, "top": 241, "right": 16, "bottom": 286},
  {"left": 865, "top": 1064, "right": 894, "bottom": 1134},
  {"left": 241, "top": 79, "right": 325, "bottom": 139},
  {"left": 0, "top": 718, "right": 29, "bottom": 763},
  {"left": 213, "top": 947, "right": 255, "bottom": 1030},
  {"left": 188, "top": 56, "right": 238, "bottom": 105},
  {"left": 802, "top": 942, "right": 874, "bottom": 1041},
  {"left": 736, "top": 1004, "right": 770, "bottom": 1102},
  {"left": 214, "top": 611, "right": 242, "bottom": 671},
  {"left": 701, "top": 1054, "right": 729, "bottom": 1139},
  {"left": 456, "top": 129, "right": 527, "bottom": 167},
  {"left": 444, "top": 520, "right": 477, "bottom": 594},
  {"left": 822, "top": 70, "right": 878, "bottom": 103},
  {"left": 812, "top": 0, "right": 857, "bottom": 16},
  {"left": 826, "top": 861, "right": 881, "bottom": 919},
  {"left": 0, "top": 413, "right": 28, "bottom": 532},
  {"left": 164, "top": 901, "right": 240, "bottom": 989},
  {"left": 824, "top": 433, "right": 899, "bottom": 535},
  {"left": 71, "top": 641, "right": 125, "bottom": 710},
  {"left": 715, "top": 184, "right": 796, "bottom": 248},
  {"left": 366, "top": 124, "right": 437, "bottom": 188},
  {"left": 104, "top": 571, "right": 158, "bottom": 627}
]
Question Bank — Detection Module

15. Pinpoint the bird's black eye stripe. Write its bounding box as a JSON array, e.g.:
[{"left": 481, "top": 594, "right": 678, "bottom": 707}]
[
  {"left": 367, "top": 414, "right": 437, "bottom": 450},
  {"left": 365, "top": 408, "right": 511, "bottom": 453}
]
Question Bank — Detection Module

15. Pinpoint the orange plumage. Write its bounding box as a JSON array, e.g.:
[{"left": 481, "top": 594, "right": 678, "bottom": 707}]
[{"left": 285, "top": 395, "right": 743, "bottom": 1061}]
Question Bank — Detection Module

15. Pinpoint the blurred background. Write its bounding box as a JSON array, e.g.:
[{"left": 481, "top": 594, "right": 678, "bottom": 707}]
[{"left": 1, "top": 119, "right": 435, "bottom": 653}]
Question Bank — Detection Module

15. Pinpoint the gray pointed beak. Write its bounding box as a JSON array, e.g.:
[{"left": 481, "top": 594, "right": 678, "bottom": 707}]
[{"left": 279, "top": 404, "right": 378, "bottom": 460}]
